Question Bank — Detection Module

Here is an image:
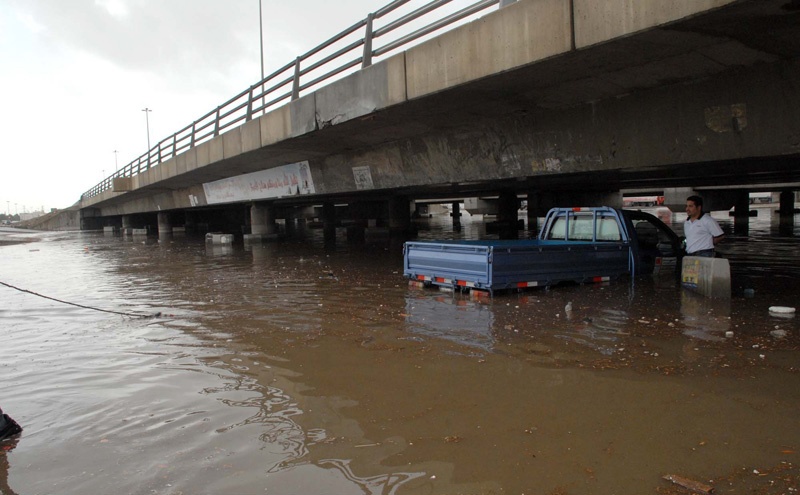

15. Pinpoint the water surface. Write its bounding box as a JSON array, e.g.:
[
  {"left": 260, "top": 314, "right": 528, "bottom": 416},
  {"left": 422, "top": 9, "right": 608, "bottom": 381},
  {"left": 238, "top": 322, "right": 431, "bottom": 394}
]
[{"left": 1, "top": 207, "right": 798, "bottom": 494}]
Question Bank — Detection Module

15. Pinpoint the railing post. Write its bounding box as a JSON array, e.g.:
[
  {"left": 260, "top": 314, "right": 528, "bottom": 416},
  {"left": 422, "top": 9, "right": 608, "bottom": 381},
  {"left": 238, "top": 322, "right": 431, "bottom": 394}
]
[
  {"left": 191, "top": 122, "right": 196, "bottom": 147},
  {"left": 362, "top": 13, "right": 374, "bottom": 68},
  {"left": 246, "top": 85, "right": 254, "bottom": 121},
  {"left": 214, "top": 107, "right": 221, "bottom": 137},
  {"left": 158, "top": 141, "right": 162, "bottom": 164},
  {"left": 172, "top": 134, "right": 177, "bottom": 156},
  {"left": 292, "top": 57, "right": 301, "bottom": 100}
]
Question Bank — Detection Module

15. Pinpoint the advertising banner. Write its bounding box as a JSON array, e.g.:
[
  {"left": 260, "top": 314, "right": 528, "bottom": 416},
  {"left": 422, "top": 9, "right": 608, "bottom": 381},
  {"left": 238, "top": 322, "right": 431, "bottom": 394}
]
[{"left": 203, "top": 161, "right": 315, "bottom": 204}]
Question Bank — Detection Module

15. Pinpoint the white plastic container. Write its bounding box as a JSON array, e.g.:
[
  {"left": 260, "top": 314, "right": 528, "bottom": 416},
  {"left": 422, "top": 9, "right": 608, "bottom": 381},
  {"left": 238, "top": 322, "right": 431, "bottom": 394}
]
[{"left": 205, "top": 233, "right": 234, "bottom": 244}]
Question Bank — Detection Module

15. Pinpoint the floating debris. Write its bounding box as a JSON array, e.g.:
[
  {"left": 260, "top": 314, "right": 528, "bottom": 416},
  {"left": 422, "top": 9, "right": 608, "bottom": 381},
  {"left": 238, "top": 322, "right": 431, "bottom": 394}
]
[{"left": 662, "top": 474, "right": 715, "bottom": 494}]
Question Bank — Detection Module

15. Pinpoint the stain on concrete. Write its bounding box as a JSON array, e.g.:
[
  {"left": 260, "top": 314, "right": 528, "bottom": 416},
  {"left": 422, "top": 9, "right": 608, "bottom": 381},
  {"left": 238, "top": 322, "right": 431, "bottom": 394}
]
[{"left": 705, "top": 103, "right": 747, "bottom": 132}]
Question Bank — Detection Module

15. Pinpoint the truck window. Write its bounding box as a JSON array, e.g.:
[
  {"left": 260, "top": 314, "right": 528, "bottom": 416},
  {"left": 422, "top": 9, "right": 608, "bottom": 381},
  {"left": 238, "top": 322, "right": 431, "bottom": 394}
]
[
  {"left": 570, "top": 215, "right": 594, "bottom": 240},
  {"left": 547, "top": 213, "right": 596, "bottom": 241},
  {"left": 548, "top": 217, "right": 567, "bottom": 239},
  {"left": 596, "top": 216, "right": 621, "bottom": 241}
]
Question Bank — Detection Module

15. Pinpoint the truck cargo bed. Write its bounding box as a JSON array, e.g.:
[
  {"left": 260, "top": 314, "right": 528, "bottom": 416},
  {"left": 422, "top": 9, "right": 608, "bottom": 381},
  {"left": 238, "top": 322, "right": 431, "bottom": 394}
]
[{"left": 403, "top": 238, "right": 631, "bottom": 293}]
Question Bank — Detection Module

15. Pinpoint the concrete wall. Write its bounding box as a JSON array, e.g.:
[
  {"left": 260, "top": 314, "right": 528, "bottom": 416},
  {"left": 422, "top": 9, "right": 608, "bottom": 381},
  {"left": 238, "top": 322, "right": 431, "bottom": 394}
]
[
  {"left": 405, "top": 0, "right": 572, "bottom": 98},
  {"left": 573, "top": 0, "right": 736, "bottom": 48},
  {"left": 20, "top": 208, "right": 81, "bottom": 231},
  {"left": 312, "top": 59, "right": 800, "bottom": 197}
]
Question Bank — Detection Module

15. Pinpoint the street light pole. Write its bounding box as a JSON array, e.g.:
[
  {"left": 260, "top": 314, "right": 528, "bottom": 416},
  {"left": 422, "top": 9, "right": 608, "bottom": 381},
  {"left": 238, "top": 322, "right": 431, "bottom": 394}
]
[
  {"left": 142, "top": 108, "right": 152, "bottom": 150},
  {"left": 259, "top": 0, "right": 265, "bottom": 114},
  {"left": 114, "top": 150, "right": 119, "bottom": 171}
]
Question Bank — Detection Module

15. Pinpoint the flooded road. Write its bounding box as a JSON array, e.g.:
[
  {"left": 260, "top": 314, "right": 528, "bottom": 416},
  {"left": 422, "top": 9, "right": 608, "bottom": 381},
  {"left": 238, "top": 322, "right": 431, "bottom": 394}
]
[{"left": 1, "top": 207, "right": 799, "bottom": 495}]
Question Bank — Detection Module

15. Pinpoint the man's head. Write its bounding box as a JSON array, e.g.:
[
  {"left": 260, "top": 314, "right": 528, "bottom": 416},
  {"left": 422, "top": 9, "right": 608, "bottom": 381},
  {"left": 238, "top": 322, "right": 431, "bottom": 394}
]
[{"left": 686, "top": 195, "right": 704, "bottom": 220}]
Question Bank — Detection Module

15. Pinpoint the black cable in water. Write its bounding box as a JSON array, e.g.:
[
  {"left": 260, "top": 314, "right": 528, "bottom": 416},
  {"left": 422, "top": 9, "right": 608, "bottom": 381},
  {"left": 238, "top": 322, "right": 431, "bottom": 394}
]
[{"left": 0, "top": 280, "right": 161, "bottom": 319}]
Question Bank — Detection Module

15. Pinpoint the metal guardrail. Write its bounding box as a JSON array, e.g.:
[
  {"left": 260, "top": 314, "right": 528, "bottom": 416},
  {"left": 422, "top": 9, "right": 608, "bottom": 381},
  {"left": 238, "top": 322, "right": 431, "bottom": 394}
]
[{"left": 83, "top": 0, "right": 500, "bottom": 200}]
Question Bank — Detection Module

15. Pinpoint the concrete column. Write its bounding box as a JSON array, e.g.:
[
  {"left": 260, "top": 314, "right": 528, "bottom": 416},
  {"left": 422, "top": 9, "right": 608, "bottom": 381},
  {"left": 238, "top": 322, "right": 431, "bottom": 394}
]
[
  {"left": 322, "top": 202, "right": 336, "bottom": 244},
  {"left": 526, "top": 191, "right": 539, "bottom": 234},
  {"left": 732, "top": 191, "right": 750, "bottom": 235},
  {"left": 284, "top": 208, "right": 296, "bottom": 237},
  {"left": 663, "top": 187, "right": 695, "bottom": 212},
  {"left": 498, "top": 189, "right": 520, "bottom": 240},
  {"left": 250, "top": 203, "right": 276, "bottom": 235},
  {"left": 157, "top": 212, "right": 172, "bottom": 237},
  {"left": 122, "top": 215, "right": 133, "bottom": 235},
  {"left": 451, "top": 201, "right": 462, "bottom": 230},
  {"left": 388, "top": 196, "right": 410, "bottom": 234},
  {"left": 346, "top": 221, "right": 366, "bottom": 243},
  {"left": 779, "top": 190, "right": 795, "bottom": 235},
  {"left": 184, "top": 211, "right": 197, "bottom": 234},
  {"left": 79, "top": 208, "right": 102, "bottom": 231}
]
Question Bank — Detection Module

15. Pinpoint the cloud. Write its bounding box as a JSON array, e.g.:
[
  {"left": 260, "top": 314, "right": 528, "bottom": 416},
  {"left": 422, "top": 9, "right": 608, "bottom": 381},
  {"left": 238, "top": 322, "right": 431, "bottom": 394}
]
[{"left": 0, "top": 0, "right": 478, "bottom": 211}]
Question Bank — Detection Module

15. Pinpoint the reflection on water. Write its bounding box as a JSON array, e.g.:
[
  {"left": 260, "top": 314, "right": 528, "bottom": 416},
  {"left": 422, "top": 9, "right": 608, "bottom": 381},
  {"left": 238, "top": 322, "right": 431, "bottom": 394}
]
[
  {"left": 680, "top": 291, "right": 731, "bottom": 342},
  {"left": 404, "top": 291, "right": 494, "bottom": 352},
  {"left": 1, "top": 208, "right": 799, "bottom": 494}
]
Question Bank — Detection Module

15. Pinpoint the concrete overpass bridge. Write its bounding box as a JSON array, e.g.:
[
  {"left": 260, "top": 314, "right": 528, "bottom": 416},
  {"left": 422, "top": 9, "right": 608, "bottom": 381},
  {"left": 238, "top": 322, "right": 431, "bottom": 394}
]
[{"left": 78, "top": 0, "right": 800, "bottom": 239}]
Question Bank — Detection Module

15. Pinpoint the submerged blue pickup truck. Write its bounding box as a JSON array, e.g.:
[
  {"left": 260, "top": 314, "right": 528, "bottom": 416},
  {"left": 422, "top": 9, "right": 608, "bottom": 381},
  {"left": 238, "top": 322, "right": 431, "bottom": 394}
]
[{"left": 403, "top": 206, "right": 682, "bottom": 294}]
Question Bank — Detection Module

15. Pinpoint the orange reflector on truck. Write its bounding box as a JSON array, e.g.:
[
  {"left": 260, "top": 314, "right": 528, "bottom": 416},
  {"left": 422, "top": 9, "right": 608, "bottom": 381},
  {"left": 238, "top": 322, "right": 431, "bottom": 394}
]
[{"left": 516, "top": 281, "right": 541, "bottom": 288}]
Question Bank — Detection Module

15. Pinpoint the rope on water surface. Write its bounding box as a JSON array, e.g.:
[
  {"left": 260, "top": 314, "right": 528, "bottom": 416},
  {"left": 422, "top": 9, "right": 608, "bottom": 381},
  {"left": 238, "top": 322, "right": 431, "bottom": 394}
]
[{"left": 0, "top": 280, "right": 162, "bottom": 319}]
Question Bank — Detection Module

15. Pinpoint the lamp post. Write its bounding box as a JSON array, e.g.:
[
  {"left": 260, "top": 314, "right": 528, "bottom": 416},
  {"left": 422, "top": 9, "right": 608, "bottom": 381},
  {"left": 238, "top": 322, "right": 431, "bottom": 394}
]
[
  {"left": 259, "top": 0, "right": 265, "bottom": 113},
  {"left": 142, "top": 108, "right": 152, "bottom": 150},
  {"left": 114, "top": 150, "right": 119, "bottom": 171}
]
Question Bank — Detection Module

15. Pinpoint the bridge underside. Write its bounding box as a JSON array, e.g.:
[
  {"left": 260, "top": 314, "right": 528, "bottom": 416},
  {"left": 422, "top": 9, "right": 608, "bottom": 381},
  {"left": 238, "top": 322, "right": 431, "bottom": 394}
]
[{"left": 82, "top": 0, "right": 800, "bottom": 230}]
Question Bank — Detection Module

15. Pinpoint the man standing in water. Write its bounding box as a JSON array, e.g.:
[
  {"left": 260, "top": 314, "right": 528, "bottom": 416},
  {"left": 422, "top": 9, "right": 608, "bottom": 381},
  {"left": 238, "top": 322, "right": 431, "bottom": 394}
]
[{"left": 684, "top": 195, "right": 725, "bottom": 257}]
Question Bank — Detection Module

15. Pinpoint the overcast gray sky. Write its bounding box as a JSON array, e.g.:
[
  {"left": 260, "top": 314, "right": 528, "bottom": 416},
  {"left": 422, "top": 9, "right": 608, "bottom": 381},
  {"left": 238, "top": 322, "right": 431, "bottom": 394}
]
[{"left": 0, "top": 0, "right": 481, "bottom": 214}]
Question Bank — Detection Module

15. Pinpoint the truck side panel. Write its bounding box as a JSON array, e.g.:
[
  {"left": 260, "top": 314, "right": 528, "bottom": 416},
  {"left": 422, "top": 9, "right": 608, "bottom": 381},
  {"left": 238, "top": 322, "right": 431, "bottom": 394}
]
[{"left": 489, "top": 243, "right": 630, "bottom": 289}]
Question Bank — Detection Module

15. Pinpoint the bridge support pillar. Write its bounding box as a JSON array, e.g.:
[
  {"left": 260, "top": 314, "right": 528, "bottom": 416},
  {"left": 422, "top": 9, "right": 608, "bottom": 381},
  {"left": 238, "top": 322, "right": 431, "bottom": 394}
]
[
  {"left": 250, "top": 203, "right": 276, "bottom": 239},
  {"left": 346, "top": 202, "right": 369, "bottom": 243},
  {"left": 157, "top": 212, "right": 172, "bottom": 238},
  {"left": 284, "top": 208, "right": 296, "bottom": 237},
  {"left": 526, "top": 192, "right": 540, "bottom": 234},
  {"left": 663, "top": 187, "right": 695, "bottom": 213},
  {"left": 498, "top": 189, "right": 520, "bottom": 239},
  {"left": 388, "top": 196, "right": 410, "bottom": 235},
  {"left": 323, "top": 202, "right": 337, "bottom": 244},
  {"left": 778, "top": 190, "right": 796, "bottom": 235},
  {"left": 183, "top": 211, "right": 198, "bottom": 234},
  {"left": 451, "top": 201, "right": 462, "bottom": 230},
  {"left": 121, "top": 215, "right": 133, "bottom": 235},
  {"left": 346, "top": 221, "right": 366, "bottom": 243},
  {"left": 80, "top": 208, "right": 102, "bottom": 231},
  {"left": 732, "top": 191, "right": 750, "bottom": 235}
]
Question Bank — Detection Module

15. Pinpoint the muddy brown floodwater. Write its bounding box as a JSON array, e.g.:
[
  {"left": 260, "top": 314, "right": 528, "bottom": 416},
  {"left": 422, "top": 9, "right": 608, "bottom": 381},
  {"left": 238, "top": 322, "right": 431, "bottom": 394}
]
[{"left": 1, "top": 206, "right": 799, "bottom": 495}]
